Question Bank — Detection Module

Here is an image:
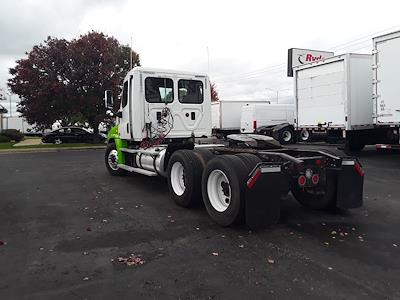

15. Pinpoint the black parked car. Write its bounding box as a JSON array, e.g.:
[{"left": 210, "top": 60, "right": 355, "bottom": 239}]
[{"left": 42, "top": 127, "right": 103, "bottom": 144}]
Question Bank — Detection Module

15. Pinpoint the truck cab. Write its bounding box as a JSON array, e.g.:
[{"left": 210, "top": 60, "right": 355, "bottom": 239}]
[{"left": 111, "top": 67, "right": 212, "bottom": 142}]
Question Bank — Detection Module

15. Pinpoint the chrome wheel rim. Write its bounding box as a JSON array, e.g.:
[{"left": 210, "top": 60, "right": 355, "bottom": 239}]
[{"left": 108, "top": 149, "right": 119, "bottom": 171}]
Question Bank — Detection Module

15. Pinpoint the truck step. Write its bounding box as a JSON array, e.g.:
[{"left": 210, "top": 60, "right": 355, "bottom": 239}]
[
  {"left": 117, "top": 164, "right": 158, "bottom": 176},
  {"left": 120, "top": 148, "right": 161, "bottom": 156}
]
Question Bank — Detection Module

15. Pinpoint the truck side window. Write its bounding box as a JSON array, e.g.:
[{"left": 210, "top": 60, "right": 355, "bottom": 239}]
[
  {"left": 145, "top": 77, "right": 174, "bottom": 103},
  {"left": 122, "top": 81, "right": 128, "bottom": 108},
  {"left": 178, "top": 80, "right": 203, "bottom": 104}
]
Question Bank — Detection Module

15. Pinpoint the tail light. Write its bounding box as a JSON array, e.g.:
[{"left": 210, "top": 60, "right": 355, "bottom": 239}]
[
  {"left": 253, "top": 120, "right": 257, "bottom": 130},
  {"left": 354, "top": 162, "right": 364, "bottom": 177},
  {"left": 311, "top": 174, "right": 320, "bottom": 185},
  {"left": 298, "top": 175, "right": 306, "bottom": 187}
]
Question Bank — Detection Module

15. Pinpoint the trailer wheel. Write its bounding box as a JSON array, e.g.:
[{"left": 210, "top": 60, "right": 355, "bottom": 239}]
[
  {"left": 291, "top": 171, "right": 337, "bottom": 210},
  {"left": 105, "top": 143, "right": 126, "bottom": 176},
  {"left": 279, "top": 127, "right": 294, "bottom": 144},
  {"left": 202, "top": 155, "right": 247, "bottom": 226},
  {"left": 167, "top": 150, "right": 204, "bottom": 208},
  {"left": 299, "top": 130, "right": 312, "bottom": 142}
]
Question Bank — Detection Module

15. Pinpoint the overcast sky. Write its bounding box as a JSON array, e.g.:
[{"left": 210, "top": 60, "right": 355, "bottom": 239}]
[{"left": 1, "top": 0, "right": 400, "bottom": 115}]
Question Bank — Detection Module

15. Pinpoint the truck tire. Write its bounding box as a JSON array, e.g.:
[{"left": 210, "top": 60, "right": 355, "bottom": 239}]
[
  {"left": 167, "top": 150, "right": 204, "bottom": 208},
  {"left": 105, "top": 143, "right": 126, "bottom": 176},
  {"left": 291, "top": 171, "right": 337, "bottom": 211},
  {"left": 202, "top": 155, "right": 248, "bottom": 226},
  {"left": 235, "top": 153, "right": 261, "bottom": 170},
  {"left": 194, "top": 148, "right": 214, "bottom": 167},
  {"left": 279, "top": 127, "right": 295, "bottom": 144},
  {"left": 299, "top": 130, "right": 312, "bottom": 142}
]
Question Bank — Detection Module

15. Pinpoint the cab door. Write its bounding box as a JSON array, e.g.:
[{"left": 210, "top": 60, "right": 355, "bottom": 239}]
[
  {"left": 144, "top": 75, "right": 208, "bottom": 139},
  {"left": 119, "top": 80, "right": 131, "bottom": 139}
]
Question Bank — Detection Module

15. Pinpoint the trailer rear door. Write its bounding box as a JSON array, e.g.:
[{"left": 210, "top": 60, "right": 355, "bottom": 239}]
[
  {"left": 296, "top": 60, "right": 346, "bottom": 128},
  {"left": 374, "top": 32, "right": 400, "bottom": 124}
]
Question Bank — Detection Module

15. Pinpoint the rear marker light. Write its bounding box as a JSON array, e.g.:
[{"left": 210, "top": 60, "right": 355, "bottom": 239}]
[
  {"left": 298, "top": 175, "right": 306, "bottom": 187},
  {"left": 315, "top": 159, "right": 322, "bottom": 167},
  {"left": 247, "top": 169, "right": 261, "bottom": 189},
  {"left": 253, "top": 120, "right": 257, "bottom": 130},
  {"left": 354, "top": 163, "right": 364, "bottom": 177},
  {"left": 311, "top": 174, "right": 320, "bottom": 185}
]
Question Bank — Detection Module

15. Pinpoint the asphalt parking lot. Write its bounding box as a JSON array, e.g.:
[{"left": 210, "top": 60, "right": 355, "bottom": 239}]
[{"left": 0, "top": 147, "right": 399, "bottom": 299}]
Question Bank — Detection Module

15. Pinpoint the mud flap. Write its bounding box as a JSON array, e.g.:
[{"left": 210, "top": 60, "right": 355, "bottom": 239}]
[
  {"left": 244, "top": 165, "right": 289, "bottom": 229},
  {"left": 336, "top": 160, "right": 364, "bottom": 209}
]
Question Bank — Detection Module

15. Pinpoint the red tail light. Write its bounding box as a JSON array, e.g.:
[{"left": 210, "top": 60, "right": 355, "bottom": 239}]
[
  {"left": 354, "top": 162, "right": 364, "bottom": 177},
  {"left": 247, "top": 169, "right": 261, "bottom": 189},
  {"left": 253, "top": 120, "right": 257, "bottom": 130},
  {"left": 311, "top": 174, "right": 319, "bottom": 185},
  {"left": 298, "top": 175, "right": 306, "bottom": 187}
]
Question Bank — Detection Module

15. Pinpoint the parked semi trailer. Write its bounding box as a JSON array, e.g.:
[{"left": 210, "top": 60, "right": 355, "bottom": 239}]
[
  {"left": 211, "top": 100, "right": 266, "bottom": 136},
  {"left": 240, "top": 103, "right": 295, "bottom": 144},
  {"left": 373, "top": 31, "right": 400, "bottom": 150},
  {"left": 293, "top": 53, "right": 399, "bottom": 151},
  {"left": 212, "top": 100, "right": 295, "bottom": 144},
  {"left": 104, "top": 67, "right": 364, "bottom": 229}
]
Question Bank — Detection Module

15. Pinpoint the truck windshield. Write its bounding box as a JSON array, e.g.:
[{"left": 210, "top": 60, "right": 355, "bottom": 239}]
[
  {"left": 145, "top": 77, "right": 174, "bottom": 103},
  {"left": 178, "top": 80, "right": 203, "bottom": 104}
]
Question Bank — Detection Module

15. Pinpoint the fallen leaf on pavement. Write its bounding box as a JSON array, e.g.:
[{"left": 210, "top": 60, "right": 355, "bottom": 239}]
[
  {"left": 115, "top": 254, "right": 145, "bottom": 267},
  {"left": 267, "top": 258, "right": 275, "bottom": 264}
]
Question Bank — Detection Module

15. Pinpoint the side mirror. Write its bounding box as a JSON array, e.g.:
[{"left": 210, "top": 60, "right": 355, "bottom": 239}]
[{"left": 104, "top": 90, "right": 114, "bottom": 109}]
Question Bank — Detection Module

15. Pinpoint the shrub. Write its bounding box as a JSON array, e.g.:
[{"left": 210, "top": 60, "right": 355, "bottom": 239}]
[
  {"left": 0, "top": 134, "right": 11, "bottom": 143},
  {"left": 1, "top": 129, "right": 24, "bottom": 142}
]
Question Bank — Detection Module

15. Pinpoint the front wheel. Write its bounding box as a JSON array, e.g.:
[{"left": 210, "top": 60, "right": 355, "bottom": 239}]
[
  {"left": 54, "top": 138, "right": 62, "bottom": 145},
  {"left": 105, "top": 143, "right": 126, "bottom": 176}
]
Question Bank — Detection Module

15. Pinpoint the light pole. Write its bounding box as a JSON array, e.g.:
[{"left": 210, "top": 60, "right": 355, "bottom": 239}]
[{"left": 265, "top": 88, "right": 279, "bottom": 104}]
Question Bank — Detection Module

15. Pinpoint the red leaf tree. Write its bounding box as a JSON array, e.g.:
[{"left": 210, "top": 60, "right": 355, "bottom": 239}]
[
  {"left": 8, "top": 31, "right": 140, "bottom": 136},
  {"left": 211, "top": 82, "right": 219, "bottom": 102}
]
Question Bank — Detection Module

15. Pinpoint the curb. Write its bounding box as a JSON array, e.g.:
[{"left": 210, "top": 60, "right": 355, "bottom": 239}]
[{"left": 0, "top": 146, "right": 106, "bottom": 154}]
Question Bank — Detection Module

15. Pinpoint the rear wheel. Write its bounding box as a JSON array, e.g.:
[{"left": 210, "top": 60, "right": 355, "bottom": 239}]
[
  {"left": 167, "top": 150, "right": 204, "bottom": 207},
  {"left": 202, "top": 155, "right": 248, "bottom": 226},
  {"left": 279, "top": 127, "right": 294, "bottom": 144},
  {"left": 54, "top": 138, "right": 62, "bottom": 145},
  {"left": 299, "top": 130, "right": 312, "bottom": 142},
  {"left": 291, "top": 172, "right": 337, "bottom": 210},
  {"left": 105, "top": 143, "right": 126, "bottom": 176}
]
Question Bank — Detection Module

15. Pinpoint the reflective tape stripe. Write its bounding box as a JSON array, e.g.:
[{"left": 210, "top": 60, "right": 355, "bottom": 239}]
[
  {"left": 342, "top": 160, "right": 355, "bottom": 166},
  {"left": 261, "top": 166, "right": 281, "bottom": 173}
]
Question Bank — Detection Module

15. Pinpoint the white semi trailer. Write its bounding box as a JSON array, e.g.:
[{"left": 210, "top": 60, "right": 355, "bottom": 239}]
[
  {"left": 373, "top": 31, "right": 400, "bottom": 150},
  {"left": 293, "top": 53, "right": 399, "bottom": 151},
  {"left": 103, "top": 67, "right": 364, "bottom": 229},
  {"left": 212, "top": 100, "right": 295, "bottom": 144}
]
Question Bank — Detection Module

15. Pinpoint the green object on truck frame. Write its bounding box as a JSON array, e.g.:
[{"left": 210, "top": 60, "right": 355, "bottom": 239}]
[{"left": 107, "top": 125, "right": 127, "bottom": 164}]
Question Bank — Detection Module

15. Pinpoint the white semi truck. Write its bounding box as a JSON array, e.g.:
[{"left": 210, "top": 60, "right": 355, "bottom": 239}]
[
  {"left": 103, "top": 67, "right": 364, "bottom": 229},
  {"left": 293, "top": 53, "right": 399, "bottom": 151}
]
